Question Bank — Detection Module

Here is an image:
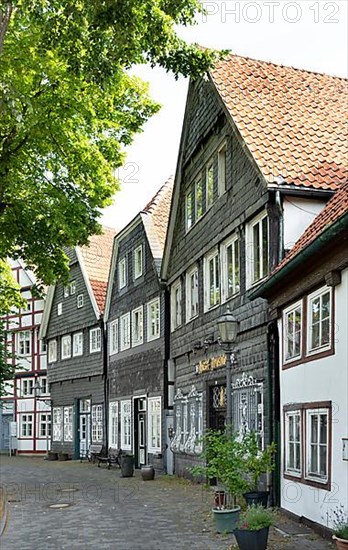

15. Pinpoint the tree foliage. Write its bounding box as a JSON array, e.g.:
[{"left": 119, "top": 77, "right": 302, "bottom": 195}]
[{"left": 0, "top": 0, "right": 216, "bottom": 286}]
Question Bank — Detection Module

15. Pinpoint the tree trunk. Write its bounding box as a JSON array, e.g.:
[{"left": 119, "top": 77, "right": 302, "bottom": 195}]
[{"left": 0, "top": 2, "right": 13, "bottom": 54}]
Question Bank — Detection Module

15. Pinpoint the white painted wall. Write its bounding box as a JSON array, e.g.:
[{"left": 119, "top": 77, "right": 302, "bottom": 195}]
[
  {"left": 279, "top": 268, "right": 348, "bottom": 528},
  {"left": 283, "top": 196, "right": 327, "bottom": 249}
]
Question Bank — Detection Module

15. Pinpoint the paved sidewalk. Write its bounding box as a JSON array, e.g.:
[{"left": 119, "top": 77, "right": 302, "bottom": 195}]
[{"left": 0, "top": 456, "right": 333, "bottom": 549}]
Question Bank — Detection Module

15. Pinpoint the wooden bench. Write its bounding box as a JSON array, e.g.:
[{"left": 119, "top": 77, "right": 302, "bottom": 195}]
[
  {"left": 79, "top": 444, "right": 106, "bottom": 463},
  {"left": 98, "top": 447, "right": 123, "bottom": 469}
]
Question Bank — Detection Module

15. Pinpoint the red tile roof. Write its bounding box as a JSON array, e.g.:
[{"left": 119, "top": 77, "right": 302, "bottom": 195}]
[
  {"left": 143, "top": 177, "right": 174, "bottom": 251},
  {"left": 211, "top": 54, "right": 348, "bottom": 190},
  {"left": 79, "top": 227, "right": 115, "bottom": 313},
  {"left": 274, "top": 181, "right": 348, "bottom": 274}
]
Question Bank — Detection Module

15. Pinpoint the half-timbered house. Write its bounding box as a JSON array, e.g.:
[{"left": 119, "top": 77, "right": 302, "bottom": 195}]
[
  {"left": 105, "top": 179, "right": 173, "bottom": 472},
  {"left": 39, "top": 228, "right": 114, "bottom": 458},
  {"left": 161, "top": 53, "right": 347, "bottom": 497}
]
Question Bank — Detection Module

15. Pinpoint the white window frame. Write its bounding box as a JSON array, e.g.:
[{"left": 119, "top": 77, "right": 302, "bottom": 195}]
[
  {"left": 53, "top": 407, "right": 63, "bottom": 441},
  {"left": 63, "top": 406, "right": 73, "bottom": 442},
  {"left": 133, "top": 245, "right": 143, "bottom": 279},
  {"left": 89, "top": 327, "right": 101, "bottom": 353},
  {"left": 206, "top": 162, "right": 214, "bottom": 210},
  {"left": 131, "top": 306, "right": 143, "bottom": 347},
  {"left": 91, "top": 404, "right": 103, "bottom": 443},
  {"left": 118, "top": 257, "right": 127, "bottom": 289},
  {"left": 70, "top": 280, "right": 76, "bottom": 295},
  {"left": 57, "top": 302, "right": 62, "bottom": 316},
  {"left": 148, "top": 397, "right": 162, "bottom": 454},
  {"left": 22, "top": 379, "right": 34, "bottom": 396},
  {"left": 38, "top": 412, "right": 51, "bottom": 438},
  {"left": 185, "top": 190, "right": 193, "bottom": 231},
  {"left": 40, "top": 377, "right": 48, "bottom": 395},
  {"left": 120, "top": 400, "right": 132, "bottom": 450},
  {"left": 108, "top": 401, "right": 119, "bottom": 448},
  {"left": 73, "top": 332, "right": 83, "bottom": 357},
  {"left": 307, "top": 287, "right": 332, "bottom": 355},
  {"left": 120, "top": 313, "right": 131, "bottom": 351},
  {"left": 63, "top": 287, "right": 69, "bottom": 298},
  {"left": 186, "top": 266, "right": 199, "bottom": 323},
  {"left": 21, "top": 414, "right": 33, "bottom": 438},
  {"left": 195, "top": 176, "right": 203, "bottom": 221},
  {"left": 246, "top": 211, "right": 269, "bottom": 288},
  {"left": 17, "top": 331, "right": 31, "bottom": 356},
  {"left": 284, "top": 410, "right": 302, "bottom": 477},
  {"left": 48, "top": 339, "right": 57, "bottom": 363},
  {"left": 305, "top": 408, "right": 329, "bottom": 484},
  {"left": 218, "top": 143, "right": 227, "bottom": 196},
  {"left": 203, "top": 248, "right": 220, "bottom": 312},
  {"left": 77, "top": 294, "right": 84, "bottom": 308},
  {"left": 283, "top": 301, "right": 303, "bottom": 363},
  {"left": 147, "top": 297, "right": 161, "bottom": 341},
  {"left": 170, "top": 280, "right": 182, "bottom": 331},
  {"left": 61, "top": 335, "right": 71, "bottom": 360},
  {"left": 109, "top": 320, "right": 119, "bottom": 355},
  {"left": 221, "top": 235, "right": 240, "bottom": 302}
]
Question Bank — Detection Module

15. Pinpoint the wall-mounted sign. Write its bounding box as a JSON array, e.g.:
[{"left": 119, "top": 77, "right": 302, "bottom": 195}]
[{"left": 195, "top": 354, "right": 227, "bottom": 375}]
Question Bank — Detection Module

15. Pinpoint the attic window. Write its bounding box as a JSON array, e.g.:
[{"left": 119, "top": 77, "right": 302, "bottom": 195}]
[
  {"left": 134, "top": 245, "right": 143, "bottom": 279},
  {"left": 57, "top": 303, "right": 62, "bottom": 316},
  {"left": 119, "top": 258, "right": 127, "bottom": 289},
  {"left": 77, "top": 294, "right": 84, "bottom": 308},
  {"left": 70, "top": 280, "right": 76, "bottom": 295}
]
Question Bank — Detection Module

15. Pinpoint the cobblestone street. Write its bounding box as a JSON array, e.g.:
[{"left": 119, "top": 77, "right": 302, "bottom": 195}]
[{"left": 0, "top": 456, "right": 334, "bottom": 550}]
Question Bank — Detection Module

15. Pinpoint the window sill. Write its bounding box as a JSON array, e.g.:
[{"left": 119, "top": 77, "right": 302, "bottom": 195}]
[
  {"left": 282, "top": 347, "right": 334, "bottom": 370},
  {"left": 147, "top": 334, "right": 160, "bottom": 342},
  {"left": 283, "top": 473, "right": 330, "bottom": 491},
  {"left": 204, "top": 303, "right": 220, "bottom": 314},
  {"left": 185, "top": 315, "right": 199, "bottom": 325}
]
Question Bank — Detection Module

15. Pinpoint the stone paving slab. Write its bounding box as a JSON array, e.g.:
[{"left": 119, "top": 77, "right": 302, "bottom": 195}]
[{"left": 0, "top": 456, "right": 334, "bottom": 550}]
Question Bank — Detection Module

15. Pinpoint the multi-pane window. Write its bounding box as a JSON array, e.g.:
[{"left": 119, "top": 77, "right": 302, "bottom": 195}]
[
  {"left": 90, "top": 327, "right": 101, "bottom": 353},
  {"left": 109, "top": 402, "right": 118, "bottom": 448},
  {"left": 134, "top": 245, "right": 143, "bottom": 279},
  {"left": 110, "top": 320, "right": 119, "bottom": 354},
  {"left": 120, "top": 400, "right": 131, "bottom": 450},
  {"left": 148, "top": 397, "right": 161, "bottom": 453},
  {"left": 73, "top": 332, "right": 83, "bottom": 357},
  {"left": 48, "top": 339, "right": 57, "bottom": 363},
  {"left": 308, "top": 288, "right": 331, "bottom": 352},
  {"left": 204, "top": 250, "right": 220, "bottom": 311},
  {"left": 70, "top": 280, "right": 76, "bottom": 295},
  {"left": 57, "top": 302, "right": 62, "bottom": 316},
  {"left": 221, "top": 236, "right": 240, "bottom": 301},
  {"left": 61, "top": 335, "right": 71, "bottom": 359},
  {"left": 206, "top": 163, "right": 214, "bottom": 209},
  {"left": 21, "top": 414, "right": 33, "bottom": 437},
  {"left": 195, "top": 177, "right": 203, "bottom": 221},
  {"left": 132, "top": 306, "right": 143, "bottom": 346},
  {"left": 119, "top": 258, "right": 127, "bottom": 289},
  {"left": 218, "top": 144, "right": 226, "bottom": 196},
  {"left": 186, "top": 267, "right": 199, "bottom": 322},
  {"left": 40, "top": 377, "right": 48, "bottom": 395},
  {"left": 22, "top": 379, "right": 34, "bottom": 396},
  {"left": 171, "top": 280, "right": 182, "bottom": 331},
  {"left": 284, "top": 303, "right": 302, "bottom": 362},
  {"left": 53, "top": 407, "right": 63, "bottom": 441},
  {"left": 185, "top": 191, "right": 193, "bottom": 231},
  {"left": 120, "top": 313, "right": 130, "bottom": 351},
  {"left": 306, "top": 409, "right": 328, "bottom": 482},
  {"left": 63, "top": 406, "right": 73, "bottom": 441},
  {"left": 247, "top": 212, "right": 269, "bottom": 287},
  {"left": 18, "top": 331, "right": 31, "bottom": 356},
  {"left": 285, "top": 411, "right": 301, "bottom": 475},
  {"left": 63, "top": 287, "right": 69, "bottom": 298},
  {"left": 39, "top": 413, "right": 51, "bottom": 438},
  {"left": 77, "top": 294, "right": 84, "bottom": 308},
  {"left": 92, "top": 404, "right": 103, "bottom": 443},
  {"left": 147, "top": 298, "right": 160, "bottom": 341}
]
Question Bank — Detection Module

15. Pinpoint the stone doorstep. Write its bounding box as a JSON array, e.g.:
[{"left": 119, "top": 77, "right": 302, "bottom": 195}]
[{"left": 274, "top": 519, "right": 315, "bottom": 536}]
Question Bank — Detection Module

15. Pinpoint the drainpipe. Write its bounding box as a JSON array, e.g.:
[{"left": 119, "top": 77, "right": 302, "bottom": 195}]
[
  {"left": 275, "top": 189, "right": 284, "bottom": 263},
  {"left": 267, "top": 320, "right": 280, "bottom": 506}
]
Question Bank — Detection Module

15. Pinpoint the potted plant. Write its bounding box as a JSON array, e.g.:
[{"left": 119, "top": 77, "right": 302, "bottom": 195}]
[
  {"left": 234, "top": 504, "right": 276, "bottom": 550},
  {"left": 191, "top": 430, "right": 249, "bottom": 533},
  {"left": 330, "top": 505, "right": 348, "bottom": 549},
  {"left": 242, "top": 431, "right": 276, "bottom": 507}
]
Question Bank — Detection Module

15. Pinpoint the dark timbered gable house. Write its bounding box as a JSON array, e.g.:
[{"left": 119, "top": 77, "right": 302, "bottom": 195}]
[
  {"left": 40, "top": 228, "right": 115, "bottom": 458},
  {"left": 105, "top": 179, "right": 173, "bottom": 472},
  {"left": 161, "top": 53, "right": 347, "bottom": 495}
]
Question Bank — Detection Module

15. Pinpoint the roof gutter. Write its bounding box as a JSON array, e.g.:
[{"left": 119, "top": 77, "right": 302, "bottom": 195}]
[{"left": 250, "top": 212, "right": 348, "bottom": 300}]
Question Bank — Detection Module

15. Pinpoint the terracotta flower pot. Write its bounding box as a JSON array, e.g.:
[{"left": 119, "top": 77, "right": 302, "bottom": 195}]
[{"left": 333, "top": 535, "right": 348, "bottom": 550}]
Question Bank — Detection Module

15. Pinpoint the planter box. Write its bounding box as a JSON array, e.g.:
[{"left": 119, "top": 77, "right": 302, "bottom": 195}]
[{"left": 234, "top": 526, "right": 269, "bottom": 550}]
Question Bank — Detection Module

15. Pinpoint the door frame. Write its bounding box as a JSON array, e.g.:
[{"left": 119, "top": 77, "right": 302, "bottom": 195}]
[{"left": 132, "top": 395, "right": 147, "bottom": 469}]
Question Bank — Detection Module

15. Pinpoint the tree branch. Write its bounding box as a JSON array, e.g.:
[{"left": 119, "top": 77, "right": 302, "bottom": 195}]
[{"left": 0, "top": 2, "right": 13, "bottom": 55}]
